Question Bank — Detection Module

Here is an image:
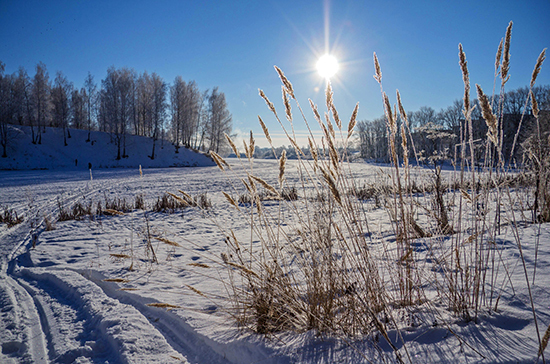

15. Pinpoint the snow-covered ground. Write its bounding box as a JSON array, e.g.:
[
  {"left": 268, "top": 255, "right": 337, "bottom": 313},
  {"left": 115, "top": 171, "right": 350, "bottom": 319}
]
[
  {"left": 1, "top": 159, "right": 549, "bottom": 363},
  {"left": 0, "top": 125, "right": 215, "bottom": 170}
]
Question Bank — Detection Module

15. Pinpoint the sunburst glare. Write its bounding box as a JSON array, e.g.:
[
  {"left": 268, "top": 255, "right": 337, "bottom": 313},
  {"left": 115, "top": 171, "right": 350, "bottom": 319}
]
[{"left": 316, "top": 54, "right": 339, "bottom": 79}]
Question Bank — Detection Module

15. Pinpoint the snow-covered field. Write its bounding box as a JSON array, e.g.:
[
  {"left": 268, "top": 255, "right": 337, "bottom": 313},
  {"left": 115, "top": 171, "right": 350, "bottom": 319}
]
[{"left": 1, "top": 160, "right": 549, "bottom": 363}]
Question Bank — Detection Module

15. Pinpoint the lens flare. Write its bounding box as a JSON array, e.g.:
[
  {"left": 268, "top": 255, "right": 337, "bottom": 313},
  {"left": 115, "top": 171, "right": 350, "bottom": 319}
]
[{"left": 316, "top": 54, "right": 339, "bottom": 79}]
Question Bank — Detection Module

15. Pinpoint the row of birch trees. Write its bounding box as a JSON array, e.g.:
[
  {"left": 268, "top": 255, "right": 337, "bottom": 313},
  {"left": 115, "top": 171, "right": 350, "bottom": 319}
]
[{"left": 0, "top": 61, "right": 232, "bottom": 159}]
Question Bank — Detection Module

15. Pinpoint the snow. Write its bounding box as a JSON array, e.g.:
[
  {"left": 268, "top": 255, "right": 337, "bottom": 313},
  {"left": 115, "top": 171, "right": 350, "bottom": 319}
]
[
  {"left": 0, "top": 125, "right": 215, "bottom": 170},
  {"left": 1, "top": 151, "right": 550, "bottom": 363}
]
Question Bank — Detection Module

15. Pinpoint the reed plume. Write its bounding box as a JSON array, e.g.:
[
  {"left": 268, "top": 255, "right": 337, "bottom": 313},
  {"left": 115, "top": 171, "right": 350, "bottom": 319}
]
[
  {"left": 501, "top": 21, "right": 513, "bottom": 85},
  {"left": 373, "top": 52, "right": 382, "bottom": 83},
  {"left": 476, "top": 84, "right": 498, "bottom": 145},
  {"left": 258, "top": 116, "right": 272, "bottom": 146},
  {"left": 531, "top": 48, "right": 547, "bottom": 88},
  {"left": 458, "top": 44, "right": 471, "bottom": 117}
]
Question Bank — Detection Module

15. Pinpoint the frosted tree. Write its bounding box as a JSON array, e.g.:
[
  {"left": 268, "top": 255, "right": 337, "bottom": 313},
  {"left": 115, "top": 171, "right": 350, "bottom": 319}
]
[
  {"left": 0, "top": 62, "right": 11, "bottom": 157},
  {"left": 205, "top": 87, "right": 232, "bottom": 154},
  {"left": 71, "top": 88, "right": 86, "bottom": 130},
  {"left": 84, "top": 72, "right": 97, "bottom": 142},
  {"left": 100, "top": 67, "right": 134, "bottom": 159},
  {"left": 149, "top": 72, "right": 167, "bottom": 159},
  {"left": 31, "top": 62, "right": 51, "bottom": 144},
  {"left": 134, "top": 71, "right": 152, "bottom": 136},
  {"left": 170, "top": 77, "right": 201, "bottom": 151},
  {"left": 51, "top": 71, "right": 73, "bottom": 146}
]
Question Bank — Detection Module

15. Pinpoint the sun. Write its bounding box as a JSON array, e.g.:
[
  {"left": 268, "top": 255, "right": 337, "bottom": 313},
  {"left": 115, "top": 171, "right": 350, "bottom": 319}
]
[{"left": 316, "top": 54, "right": 339, "bottom": 79}]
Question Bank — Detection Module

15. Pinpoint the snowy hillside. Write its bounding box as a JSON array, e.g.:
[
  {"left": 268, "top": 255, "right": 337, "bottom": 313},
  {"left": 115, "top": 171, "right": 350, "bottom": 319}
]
[{"left": 0, "top": 125, "right": 215, "bottom": 170}]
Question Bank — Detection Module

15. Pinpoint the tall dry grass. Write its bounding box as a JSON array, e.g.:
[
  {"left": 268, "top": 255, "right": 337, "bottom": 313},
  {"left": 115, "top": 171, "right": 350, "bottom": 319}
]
[{"left": 169, "top": 22, "right": 548, "bottom": 362}]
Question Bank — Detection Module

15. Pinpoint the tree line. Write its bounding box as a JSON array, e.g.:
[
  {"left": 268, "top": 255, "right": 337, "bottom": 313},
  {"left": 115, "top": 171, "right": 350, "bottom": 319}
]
[
  {"left": 356, "top": 85, "right": 550, "bottom": 165},
  {"left": 0, "top": 61, "right": 232, "bottom": 159}
]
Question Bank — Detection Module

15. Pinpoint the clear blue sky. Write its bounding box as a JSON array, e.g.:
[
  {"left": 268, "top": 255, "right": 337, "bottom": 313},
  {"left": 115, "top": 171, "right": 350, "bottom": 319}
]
[{"left": 1, "top": 0, "right": 549, "bottom": 147}]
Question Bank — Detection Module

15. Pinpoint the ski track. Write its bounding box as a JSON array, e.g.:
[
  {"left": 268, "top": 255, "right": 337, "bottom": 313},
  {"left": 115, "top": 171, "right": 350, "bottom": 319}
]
[
  {"left": 1, "top": 165, "right": 286, "bottom": 364},
  {"left": 0, "top": 169, "right": 195, "bottom": 363}
]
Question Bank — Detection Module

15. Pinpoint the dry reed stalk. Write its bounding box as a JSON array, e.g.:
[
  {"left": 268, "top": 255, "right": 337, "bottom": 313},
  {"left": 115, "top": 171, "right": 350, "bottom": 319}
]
[
  {"left": 222, "top": 192, "right": 240, "bottom": 210},
  {"left": 289, "top": 138, "right": 303, "bottom": 156},
  {"left": 185, "top": 284, "right": 206, "bottom": 297},
  {"left": 531, "top": 49, "right": 547, "bottom": 88},
  {"left": 309, "top": 99, "right": 322, "bottom": 124},
  {"left": 347, "top": 103, "right": 359, "bottom": 139},
  {"left": 225, "top": 133, "right": 240, "bottom": 159},
  {"left": 154, "top": 236, "right": 181, "bottom": 247},
  {"left": 396, "top": 90, "right": 407, "bottom": 126},
  {"left": 373, "top": 52, "right": 382, "bottom": 83},
  {"left": 509, "top": 49, "right": 546, "bottom": 160},
  {"left": 189, "top": 262, "right": 210, "bottom": 268},
  {"left": 103, "top": 209, "right": 124, "bottom": 216},
  {"left": 103, "top": 278, "right": 129, "bottom": 283},
  {"left": 250, "top": 175, "right": 279, "bottom": 196},
  {"left": 279, "top": 149, "right": 287, "bottom": 187},
  {"left": 540, "top": 323, "right": 550, "bottom": 357},
  {"left": 259, "top": 89, "right": 277, "bottom": 116},
  {"left": 331, "top": 105, "right": 341, "bottom": 130},
  {"left": 531, "top": 90, "right": 539, "bottom": 118},
  {"left": 274, "top": 66, "right": 295, "bottom": 98},
  {"left": 325, "top": 81, "right": 334, "bottom": 111},
  {"left": 308, "top": 137, "right": 318, "bottom": 162},
  {"left": 166, "top": 192, "right": 187, "bottom": 205},
  {"left": 178, "top": 190, "right": 194, "bottom": 203},
  {"left": 401, "top": 124, "right": 409, "bottom": 170},
  {"left": 226, "top": 261, "right": 260, "bottom": 278},
  {"left": 110, "top": 253, "right": 131, "bottom": 259},
  {"left": 495, "top": 38, "right": 503, "bottom": 76},
  {"left": 258, "top": 116, "right": 272, "bottom": 146},
  {"left": 210, "top": 151, "right": 229, "bottom": 171},
  {"left": 501, "top": 21, "right": 513, "bottom": 85},
  {"left": 476, "top": 84, "right": 499, "bottom": 145},
  {"left": 247, "top": 131, "right": 255, "bottom": 160},
  {"left": 320, "top": 167, "right": 342, "bottom": 205},
  {"left": 323, "top": 113, "right": 333, "bottom": 141},
  {"left": 282, "top": 86, "right": 292, "bottom": 122},
  {"left": 458, "top": 44, "right": 471, "bottom": 117},
  {"left": 146, "top": 302, "right": 182, "bottom": 309}
]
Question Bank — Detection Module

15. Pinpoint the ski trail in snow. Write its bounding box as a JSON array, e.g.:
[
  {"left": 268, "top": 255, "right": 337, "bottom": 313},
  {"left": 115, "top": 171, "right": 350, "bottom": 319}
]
[
  {"left": 0, "top": 173, "right": 163, "bottom": 363},
  {"left": 0, "top": 275, "right": 48, "bottom": 364},
  {"left": 17, "top": 267, "right": 188, "bottom": 363},
  {"left": 81, "top": 269, "right": 232, "bottom": 364}
]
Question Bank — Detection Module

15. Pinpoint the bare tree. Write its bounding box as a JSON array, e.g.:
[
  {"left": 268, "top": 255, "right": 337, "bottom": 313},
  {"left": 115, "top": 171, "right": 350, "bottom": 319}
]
[
  {"left": 149, "top": 72, "right": 167, "bottom": 159},
  {"left": 170, "top": 77, "right": 202, "bottom": 151},
  {"left": 84, "top": 72, "right": 97, "bottom": 142},
  {"left": 51, "top": 71, "right": 73, "bottom": 146},
  {"left": 0, "top": 62, "right": 12, "bottom": 157},
  {"left": 12, "top": 67, "right": 30, "bottom": 126},
  {"left": 135, "top": 71, "right": 152, "bottom": 137},
  {"left": 100, "top": 67, "right": 134, "bottom": 159},
  {"left": 205, "top": 87, "right": 232, "bottom": 154},
  {"left": 31, "top": 62, "right": 51, "bottom": 144},
  {"left": 71, "top": 88, "right": 86, "bottom": 130}
]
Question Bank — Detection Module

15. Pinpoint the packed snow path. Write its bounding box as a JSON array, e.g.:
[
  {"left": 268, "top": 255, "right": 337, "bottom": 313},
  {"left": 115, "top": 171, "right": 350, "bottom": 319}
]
[{"left": 0, "top": 167, "right": 233, "bottom": 364}]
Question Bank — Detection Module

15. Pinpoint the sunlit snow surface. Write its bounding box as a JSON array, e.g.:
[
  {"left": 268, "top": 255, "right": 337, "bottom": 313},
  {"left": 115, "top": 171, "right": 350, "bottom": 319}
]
[{"left": 1, "top": 160, "right": 549, "bottom": 363}]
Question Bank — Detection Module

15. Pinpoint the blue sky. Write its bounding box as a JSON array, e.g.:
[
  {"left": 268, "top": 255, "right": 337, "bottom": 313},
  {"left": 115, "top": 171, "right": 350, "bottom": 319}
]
[{"left": 1, "top": 0, "right": 549, "bottom": 147}]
